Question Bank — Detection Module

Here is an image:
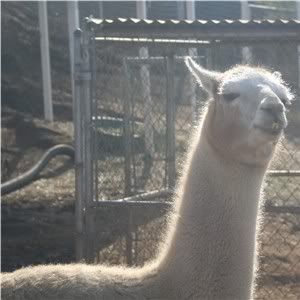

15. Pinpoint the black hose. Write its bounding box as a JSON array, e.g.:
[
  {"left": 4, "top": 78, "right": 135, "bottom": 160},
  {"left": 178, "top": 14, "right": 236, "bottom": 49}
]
[{"left": 1, "top": 144, "right": 75, "bottom": 196}]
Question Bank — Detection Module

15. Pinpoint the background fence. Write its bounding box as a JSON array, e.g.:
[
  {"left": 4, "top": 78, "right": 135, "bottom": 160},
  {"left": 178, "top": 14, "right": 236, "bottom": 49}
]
[{"left": 74, "top": 19, "right": 300, "bottom": 299}]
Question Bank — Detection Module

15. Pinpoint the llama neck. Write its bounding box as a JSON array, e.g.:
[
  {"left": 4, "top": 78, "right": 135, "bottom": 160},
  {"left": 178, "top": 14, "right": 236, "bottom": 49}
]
[{"left": 158, "top": 130, "right": 266, "bottom": 299}]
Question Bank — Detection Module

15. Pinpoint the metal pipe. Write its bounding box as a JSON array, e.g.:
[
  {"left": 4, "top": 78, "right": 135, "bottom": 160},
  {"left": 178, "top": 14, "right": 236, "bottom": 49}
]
[
  {"left": 38, "top": 2, "right": 53, "bottom": 122},
  {"left": 185, "top": 0, "right": 198, "bottom": 124},
  {"left": 126, "top": 55, "right": 202, "bottom": 62},
  {"left": 166, "top": 55, "right": 176, "bottom": 188},
  {"left": 136, "top": 0, "right": 154, "bottom": 158},
  {"left": 92, "top": 189, "right": 172, "bottom": 206},
  {"left": 81, "top": 29, "right": 93, "bottom": 207},
  {"left": 90, "top": 28, "right": 99, "bottom": 204},
  {"left": 122, "top": 58, "right": 132, "bottom": 197},
  {"left": 123, "top": 58, "right": 133, "bottom": 265},
  {"left": 241, "top": 1, "right": 253, "bottom": 63},
  {"left": 81, "top": 28, "right": 95, "bottom": 262},
  {"left": 73, "top": 28, "right": 85, "bottom": 261},
  {"left": 67, "top": 1, "right": 79, "bottom": 104}
]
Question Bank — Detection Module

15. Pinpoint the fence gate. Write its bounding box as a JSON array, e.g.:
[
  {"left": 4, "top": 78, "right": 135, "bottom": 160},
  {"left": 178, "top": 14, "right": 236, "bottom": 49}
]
[{"left": 73, "top": 18, "right": 300, "bottom": 299}]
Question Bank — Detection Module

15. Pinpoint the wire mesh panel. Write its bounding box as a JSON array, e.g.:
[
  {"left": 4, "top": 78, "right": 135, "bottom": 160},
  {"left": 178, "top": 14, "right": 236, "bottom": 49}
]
[
  {"left": 93, "top": 48, "right": 170, "bottom": 198},
  {"left": 74, "top": 20, "right": 300, "bottom": 299}
]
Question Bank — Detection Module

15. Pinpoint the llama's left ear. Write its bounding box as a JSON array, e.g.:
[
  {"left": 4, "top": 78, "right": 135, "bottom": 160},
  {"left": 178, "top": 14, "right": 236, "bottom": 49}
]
[
  {"left": 185, "top": 57, "right": 222, "bottom": 97},
  {"left": 272, "top": 71, "right": 295, "bottom": 102},
  {"left": 273, "top": 71, "right": 282, "bottom": 80}
]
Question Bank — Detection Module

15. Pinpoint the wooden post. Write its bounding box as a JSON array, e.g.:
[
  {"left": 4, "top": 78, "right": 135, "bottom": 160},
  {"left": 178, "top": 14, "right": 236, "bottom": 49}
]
[
  {"left": 166, "top": 55, "right": 176, "bottom": 188},
  {"left": 38, "top": 2, "right": 53, "bottom": 122}
]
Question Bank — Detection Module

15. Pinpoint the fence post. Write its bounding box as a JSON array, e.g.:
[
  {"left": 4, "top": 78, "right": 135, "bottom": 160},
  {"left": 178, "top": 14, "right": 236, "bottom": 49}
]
[
  {"left": 188, "top": 48, "right": 198, "bottom": 124},
  {"left": 38, "top": 2, "right": 53, "bottom": 122},
  {"left": 136, "top": 0, "right": 155, "bottom": 160},
  {"left": 186, "top": 0, "right": 198, "bottom": 124},
  {"left": 241, "top": 1, "right": 253, "bottom": 63},
  {"left": 140, "top": 49, "right": 155, "bottom": 158},
  {"left": 67, "top": 1, "right": 79, "bottom": 105},
  {"left": 90, "top": 31, "right": 99, "bottom": 205},
  {"left": 166, "top": 55, "right": 176, "bottom": 189},
  {"left": 80, "top": 27, "right": 95, "bottom": 262},
  {"left": 122, "top": 58, "right": 133, "bottom": 266},
  {"left": 73, "top": 29, "right": 85, "bottom": 261},
  {"left": 123, "top": 58, "right": 132, "bottom": 197}
]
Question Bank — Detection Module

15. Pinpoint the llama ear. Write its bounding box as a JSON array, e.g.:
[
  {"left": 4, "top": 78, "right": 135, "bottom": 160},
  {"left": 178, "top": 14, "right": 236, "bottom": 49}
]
[
  {"left": 273, "top": 71, "right": 282, "bottom": 80},
  {"left": 185, "top": 57, "right": 222, "bottom": 96}
]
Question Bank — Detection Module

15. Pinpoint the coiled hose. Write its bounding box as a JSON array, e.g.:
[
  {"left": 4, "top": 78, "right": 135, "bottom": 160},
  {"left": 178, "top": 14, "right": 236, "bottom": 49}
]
[{"left": 1, "top": 144, "right": 75, "bottom": 196}]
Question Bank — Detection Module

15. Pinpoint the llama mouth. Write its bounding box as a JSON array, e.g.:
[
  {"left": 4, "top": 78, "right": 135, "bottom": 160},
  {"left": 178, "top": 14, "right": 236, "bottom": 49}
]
[{"left": 253, "top": 124, "right": 283, "bottom": 136}]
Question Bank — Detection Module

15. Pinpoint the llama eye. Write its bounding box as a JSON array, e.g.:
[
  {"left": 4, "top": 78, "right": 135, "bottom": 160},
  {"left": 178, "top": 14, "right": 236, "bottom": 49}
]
[{"left": 222, "top": 93, "right": 240, "bottom": 102}]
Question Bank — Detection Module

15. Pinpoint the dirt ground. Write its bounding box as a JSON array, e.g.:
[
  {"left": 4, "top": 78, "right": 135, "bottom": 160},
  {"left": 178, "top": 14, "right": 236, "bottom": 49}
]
[{"left": 1, "top": 112, "right": 76, "bottom": 271}]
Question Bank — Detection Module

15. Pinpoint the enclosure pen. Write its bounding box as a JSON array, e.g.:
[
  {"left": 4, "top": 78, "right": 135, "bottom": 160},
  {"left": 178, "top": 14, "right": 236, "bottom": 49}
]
[{"left": 71, "top": 18, "right": 300, "bottom": 299}]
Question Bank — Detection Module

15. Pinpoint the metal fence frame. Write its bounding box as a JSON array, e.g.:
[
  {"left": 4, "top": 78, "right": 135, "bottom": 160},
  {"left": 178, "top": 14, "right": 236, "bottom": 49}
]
[{"left": 73, "top": 17, "right": 300, "bottom": 272}]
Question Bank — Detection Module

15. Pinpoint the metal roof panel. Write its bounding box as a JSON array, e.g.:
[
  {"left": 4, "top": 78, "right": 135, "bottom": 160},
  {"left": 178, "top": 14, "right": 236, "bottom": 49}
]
[
  {"left": 85, "top": 18, "right": 300, "bottom": 42},
  {"left": 86, "top": 17, "right": 300, "bottom": 26}
]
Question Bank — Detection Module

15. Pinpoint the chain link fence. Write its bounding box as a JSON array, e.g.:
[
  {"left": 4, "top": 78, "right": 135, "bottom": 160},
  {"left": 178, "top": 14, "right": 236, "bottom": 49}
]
[{"left": 74, "top": 20, "right": 300, "bottom": 299}]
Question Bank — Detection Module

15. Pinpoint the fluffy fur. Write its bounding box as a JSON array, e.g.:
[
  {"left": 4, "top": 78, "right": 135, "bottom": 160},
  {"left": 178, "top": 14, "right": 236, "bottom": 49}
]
[{"left": 1, "top": 58, "right": 293, "bottom": 300}]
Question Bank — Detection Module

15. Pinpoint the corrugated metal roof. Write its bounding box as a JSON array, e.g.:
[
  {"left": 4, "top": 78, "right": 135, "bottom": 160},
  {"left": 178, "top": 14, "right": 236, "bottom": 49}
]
[
  {"left": 91, "top": 1, "right": 296, "bottom": 21},
  {"left": 86, "top": 17, "right": 300, "bottom": 26},
  {"left": 85, "top": 18, "right": 300, "bottom": 42}
]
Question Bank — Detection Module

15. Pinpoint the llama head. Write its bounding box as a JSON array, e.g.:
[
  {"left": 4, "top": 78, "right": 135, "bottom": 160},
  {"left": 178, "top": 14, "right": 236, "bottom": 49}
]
[{"left": 185, "top": 57, "right": 294, "bottom": 167}]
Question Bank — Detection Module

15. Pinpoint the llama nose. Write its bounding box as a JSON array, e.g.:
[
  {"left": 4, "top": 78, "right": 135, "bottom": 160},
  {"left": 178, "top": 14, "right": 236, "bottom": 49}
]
[
  {"left": 259, "top": 97, "right": 287, "bottom": 129},
  {"left": 260, "top": 97, "right": 285, "bottom": 115}
]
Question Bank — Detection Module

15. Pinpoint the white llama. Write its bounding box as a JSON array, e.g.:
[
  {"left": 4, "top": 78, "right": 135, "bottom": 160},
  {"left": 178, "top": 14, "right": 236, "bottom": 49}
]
[{"left": 1, "top": 58, "right": 293, "bottom": 300}]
